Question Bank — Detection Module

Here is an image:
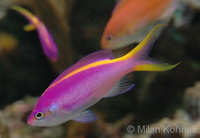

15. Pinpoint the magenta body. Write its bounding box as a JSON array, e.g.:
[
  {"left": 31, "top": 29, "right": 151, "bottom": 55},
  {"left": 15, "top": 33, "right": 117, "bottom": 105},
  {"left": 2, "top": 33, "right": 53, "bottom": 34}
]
[
  {"left": 36, "top": 23, "right": 58, "bottom": 62},
  {"left": 29, "top": 58, "right": 131, "bottom": 126},
  {"left": 12, "top": 6, "right": 59, "bottom": 62}
]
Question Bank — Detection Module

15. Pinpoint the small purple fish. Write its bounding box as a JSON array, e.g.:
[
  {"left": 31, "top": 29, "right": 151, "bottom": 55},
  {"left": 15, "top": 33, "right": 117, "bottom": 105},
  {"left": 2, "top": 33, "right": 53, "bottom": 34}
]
[
  {"left": 11, "top": 6, "right": 59, "bottom": 62},
  {"left": 27, "top": 25, "right": 179, "bottom": 127}
]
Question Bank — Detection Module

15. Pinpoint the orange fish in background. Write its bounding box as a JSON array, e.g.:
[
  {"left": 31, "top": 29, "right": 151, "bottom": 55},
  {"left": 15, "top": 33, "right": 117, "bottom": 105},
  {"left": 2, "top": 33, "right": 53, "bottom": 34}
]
[{"left": 101, "top": 0, "right": 179, "bottom": 49}]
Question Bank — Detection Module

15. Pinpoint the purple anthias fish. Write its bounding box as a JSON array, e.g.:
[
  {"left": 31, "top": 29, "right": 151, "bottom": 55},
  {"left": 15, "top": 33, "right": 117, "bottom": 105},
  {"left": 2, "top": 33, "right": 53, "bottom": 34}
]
[
  {"left": 27, "top": 25, "right": 179, "bottom": 127},
  {"left": 11, "top": 6, "right": 59, "bottom": 62}
]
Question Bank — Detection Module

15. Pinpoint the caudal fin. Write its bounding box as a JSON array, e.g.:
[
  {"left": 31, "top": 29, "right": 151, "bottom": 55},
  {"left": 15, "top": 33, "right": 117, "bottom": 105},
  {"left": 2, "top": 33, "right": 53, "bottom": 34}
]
[
  {"left": 24, "top": 24, "right": 36, "bottom": 31},
  {"left": 121, "top": 24, "right": 180, "bottom": 71},
  {"left": 133, "top": 62, "right": 180, "bottom": 71},
  {"left": 11, "top": 5, "right": 39, "bottom": 26}
]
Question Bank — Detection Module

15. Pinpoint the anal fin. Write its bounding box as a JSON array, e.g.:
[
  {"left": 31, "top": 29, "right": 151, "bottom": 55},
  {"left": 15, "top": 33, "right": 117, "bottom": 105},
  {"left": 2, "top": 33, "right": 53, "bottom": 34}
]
[{"left": 73, "top": 110, "right": 98, "bottom": 123}]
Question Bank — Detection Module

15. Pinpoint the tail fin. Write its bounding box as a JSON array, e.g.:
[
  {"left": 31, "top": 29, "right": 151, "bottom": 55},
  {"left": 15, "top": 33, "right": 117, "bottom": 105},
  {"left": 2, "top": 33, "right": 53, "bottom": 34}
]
[
  {"left": 11, "top": 5, "right": 39, "bottom": 26},
  {"left": 24, "top": 24, "right": 36, "bottom": 31},
  {"left": 121, "top": 24, "right": 180, "bottom": 71}
]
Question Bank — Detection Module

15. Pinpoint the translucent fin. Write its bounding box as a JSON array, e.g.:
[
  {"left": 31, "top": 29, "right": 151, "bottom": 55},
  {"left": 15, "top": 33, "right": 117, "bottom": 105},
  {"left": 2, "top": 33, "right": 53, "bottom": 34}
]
[
  {"left": 51, "top": 49, "right": 115, "bottom": 85},
  {"left": 159, "top": 0, "right": 179, "bottom": 20},
  {"left": 73, "top": 110, "right": 98, "bottom": 123},
  {"left": 134, "top": 62, "right": 181, "bottom": 71},
  {"left": 24, "top": 24, "right": 36, "bottom": 31},
  {"left": 75, "top": 49, "right": 115, "bottom": 67},
  {"left": 104, "top": 76, "right": 135, "bottom": 98},
  {"left": 119, "top": 24, "right": 180, "bottom": 72},
  {"left": 122, "top": 24, "right": 166, "bottom": 61}
]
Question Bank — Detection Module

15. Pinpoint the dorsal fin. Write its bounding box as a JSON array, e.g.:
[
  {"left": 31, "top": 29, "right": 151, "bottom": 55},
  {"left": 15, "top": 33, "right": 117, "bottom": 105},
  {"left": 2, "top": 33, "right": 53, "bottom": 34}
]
[
  {"left": 75, "top": 49, "right": 114, "bottom": 67},
  {"left": 112, "top": 0, "right": 130, "bottom": 15},
  {"left": 159, "top": 0, "right": 179, "bottom": 20},
  {"left": 51, "top": 49, "right": 115, "bottom": 84}
]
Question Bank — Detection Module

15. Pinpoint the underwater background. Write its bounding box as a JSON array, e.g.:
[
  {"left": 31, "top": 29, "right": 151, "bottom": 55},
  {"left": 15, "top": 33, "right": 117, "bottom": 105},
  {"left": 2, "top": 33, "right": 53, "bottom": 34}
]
[{"left": 0, "top": 0, "right": 200, "bottom": 137}]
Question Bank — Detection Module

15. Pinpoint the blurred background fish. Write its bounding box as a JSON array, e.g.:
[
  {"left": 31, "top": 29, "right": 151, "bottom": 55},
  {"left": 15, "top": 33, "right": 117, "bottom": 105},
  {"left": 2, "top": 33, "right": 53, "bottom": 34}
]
[
  {"left": 101, "top": 0, "right": 179, "bottom": 49},
  {"left": 11, "top": 5, "right": 59, "bottom": 62}
]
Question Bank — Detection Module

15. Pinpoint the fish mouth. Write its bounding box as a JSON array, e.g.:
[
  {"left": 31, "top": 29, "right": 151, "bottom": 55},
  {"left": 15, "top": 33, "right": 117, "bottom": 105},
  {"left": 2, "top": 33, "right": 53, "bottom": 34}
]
[
  {"left": 27, "top": 121, "right": 42, "bottom": 127},
  {"left": 100, "top": 40, "right": 107, "bottom": 49},
  {"left": 27, "top": 117, "right": 38, "bottom": 126},
  {"left": 27, "top": 120, "right": 33, "bottom": 126}
]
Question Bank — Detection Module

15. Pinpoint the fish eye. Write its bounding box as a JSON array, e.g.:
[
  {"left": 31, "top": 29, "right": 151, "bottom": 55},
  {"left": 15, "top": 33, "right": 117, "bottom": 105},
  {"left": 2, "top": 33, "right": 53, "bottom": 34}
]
[
  {"left": 106, "top": 35, "right": 114, "bottom": 41},
  {"left": 35, "top": 112, "right": 44, "bottom": 120}
]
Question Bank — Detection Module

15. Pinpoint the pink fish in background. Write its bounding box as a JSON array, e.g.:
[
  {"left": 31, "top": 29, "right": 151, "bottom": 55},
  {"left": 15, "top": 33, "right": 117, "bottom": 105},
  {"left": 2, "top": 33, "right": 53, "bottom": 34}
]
[
  {"left": 101, "top": 0, "right": 179, "bottom": 49},
  {"left": 27, "top": 25, "right": 179, "bottom": 127},
  {"left": 11, "top": 5, "right": 59, "bottom": 62}
]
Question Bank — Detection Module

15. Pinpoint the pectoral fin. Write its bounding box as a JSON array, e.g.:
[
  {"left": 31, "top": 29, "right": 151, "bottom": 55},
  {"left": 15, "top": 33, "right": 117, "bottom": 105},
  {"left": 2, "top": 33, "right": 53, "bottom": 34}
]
[
  {"left": 73, "top": 110, "right": 98, "bottom": 123},
  {"left": 104, "top": 76, "right": 134, "bottom": 98}
]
